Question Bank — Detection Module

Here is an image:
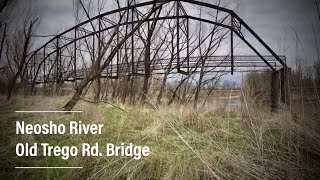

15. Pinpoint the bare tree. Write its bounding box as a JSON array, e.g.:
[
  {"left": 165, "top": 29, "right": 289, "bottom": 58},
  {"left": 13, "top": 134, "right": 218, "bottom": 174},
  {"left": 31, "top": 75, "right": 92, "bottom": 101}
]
[
  {"left": 6, "top": 16, "right": 38, "bottom": 100},
  {"left": 63, "top": 0, "right": 168, "bottom": 110}
]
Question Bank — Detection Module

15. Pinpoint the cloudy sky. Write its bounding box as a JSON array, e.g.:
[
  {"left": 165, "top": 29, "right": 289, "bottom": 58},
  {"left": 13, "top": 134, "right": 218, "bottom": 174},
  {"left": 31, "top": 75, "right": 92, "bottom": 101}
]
[
  {"left": 15, "top": 0, "right": 320, "bottom": 70},
  {"left": 237, "top": 0, "right": 320, "bottom": 68}
]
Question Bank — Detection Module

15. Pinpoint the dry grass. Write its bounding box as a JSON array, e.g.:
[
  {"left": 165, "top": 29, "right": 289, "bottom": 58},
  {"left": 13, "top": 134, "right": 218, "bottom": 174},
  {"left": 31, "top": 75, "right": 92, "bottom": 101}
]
[{"left": 0, "top": 94, "right": 320, "bottom": 179}]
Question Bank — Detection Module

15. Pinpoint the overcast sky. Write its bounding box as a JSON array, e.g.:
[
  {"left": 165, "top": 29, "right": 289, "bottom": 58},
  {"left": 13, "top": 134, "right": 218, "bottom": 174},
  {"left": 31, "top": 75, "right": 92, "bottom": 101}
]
[
  {"left": 237, "top": 0, "right": 320, "bottom": 68},
  {"left": 17, "top": 0, "right": 320, "bottom": 70}
]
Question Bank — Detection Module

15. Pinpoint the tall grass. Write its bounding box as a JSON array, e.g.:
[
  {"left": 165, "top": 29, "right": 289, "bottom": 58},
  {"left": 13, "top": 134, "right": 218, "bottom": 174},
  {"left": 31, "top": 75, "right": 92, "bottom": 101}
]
[{"left": 1, "top": 93, "right": 320, "bottom": 179}]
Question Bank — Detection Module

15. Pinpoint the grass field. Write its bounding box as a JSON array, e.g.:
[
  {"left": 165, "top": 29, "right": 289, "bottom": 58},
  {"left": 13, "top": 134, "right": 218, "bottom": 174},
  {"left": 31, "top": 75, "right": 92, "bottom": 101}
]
[{"left": 0, "top": 95, "right": 320, "bottom": 179}]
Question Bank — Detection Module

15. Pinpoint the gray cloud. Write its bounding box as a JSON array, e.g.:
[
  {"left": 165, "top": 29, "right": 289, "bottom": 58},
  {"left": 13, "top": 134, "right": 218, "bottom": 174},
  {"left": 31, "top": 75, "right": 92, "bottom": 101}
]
[{"left": 237, "top": 0, "right": 320, "bottom": 67}]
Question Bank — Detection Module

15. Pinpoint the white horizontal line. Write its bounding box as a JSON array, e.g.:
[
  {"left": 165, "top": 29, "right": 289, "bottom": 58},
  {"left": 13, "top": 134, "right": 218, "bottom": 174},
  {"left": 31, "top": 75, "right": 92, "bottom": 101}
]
[
  {"left": 15, "top": 167, "right": 83, "bottom": 169},
  {"left": 15, "top": 111, "right": 83, "bottom": 113}
]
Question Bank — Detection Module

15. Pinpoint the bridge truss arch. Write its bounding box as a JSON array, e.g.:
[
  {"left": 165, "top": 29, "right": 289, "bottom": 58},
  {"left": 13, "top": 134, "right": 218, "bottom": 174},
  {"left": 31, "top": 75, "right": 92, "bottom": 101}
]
[
  {"left": 27, "top": 0, "right": 287, "bottom": 84},
  {"left": 26, "top": 0, "right": 289, "bottom": 110}
]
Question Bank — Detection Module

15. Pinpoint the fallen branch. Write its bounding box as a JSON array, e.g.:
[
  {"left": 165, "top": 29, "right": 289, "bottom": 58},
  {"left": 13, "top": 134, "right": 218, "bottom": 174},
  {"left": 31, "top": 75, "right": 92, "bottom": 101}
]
[{"left": 80, "top": 98, "right": 126, "bottom": 112}]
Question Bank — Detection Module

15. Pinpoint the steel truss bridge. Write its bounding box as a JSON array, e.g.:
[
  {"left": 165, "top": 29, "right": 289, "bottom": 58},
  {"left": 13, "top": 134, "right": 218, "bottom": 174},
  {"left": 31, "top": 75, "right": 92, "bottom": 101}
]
[{"left": 26, "top": 0, "right": 288, "bottom": 87}]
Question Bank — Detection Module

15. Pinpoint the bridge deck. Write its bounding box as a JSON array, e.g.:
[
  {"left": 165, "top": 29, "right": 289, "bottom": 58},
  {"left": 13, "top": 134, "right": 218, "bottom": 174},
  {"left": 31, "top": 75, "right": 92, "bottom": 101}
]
[{"left": 31, "top": 55, "right": 285, "bottom": 83}]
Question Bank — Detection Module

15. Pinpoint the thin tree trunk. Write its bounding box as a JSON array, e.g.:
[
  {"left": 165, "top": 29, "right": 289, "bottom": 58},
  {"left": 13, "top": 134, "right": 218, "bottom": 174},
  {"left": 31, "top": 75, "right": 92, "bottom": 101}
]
[
  {"left": 94, "top": 77, "right": 101, "bottom": 103},
  {"left": 141, "top": 42, "right": 151, "bottom": 103},
  {"left": 0, "top": 23, "right": 7, "bottom": 63}
]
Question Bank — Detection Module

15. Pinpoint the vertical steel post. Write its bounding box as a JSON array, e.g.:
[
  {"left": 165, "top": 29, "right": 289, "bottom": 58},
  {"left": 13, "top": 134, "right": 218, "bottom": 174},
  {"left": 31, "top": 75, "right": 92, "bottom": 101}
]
[
  {"left": 98, "top": 18, "right": 101, "bottom": 55},
  {"left": 186, "top": 18, "right": 189, "bottom": 74},
  {"left": 116, "top": 26, "right": 120, "bottom": 77},
  {"left": 231, "top": 15, "right": 234, "bottom": 75},
  {"left": 146, "top": 20, "right": 150, "bottom": 75},
  {"left": 98, "top": 17, "right": 102, "bottom": 76},
  {"left": 176, "top": 1, "right": 180, "bottom": 70},
  {"left": 43, "top": 47, "right": 46, "bottom": 83},
  {"left": 54, "top": 36, "right": 60, "bottom": 95},
  {"left": 131, "top": 7, "right": 134, "bottom": 75}
]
